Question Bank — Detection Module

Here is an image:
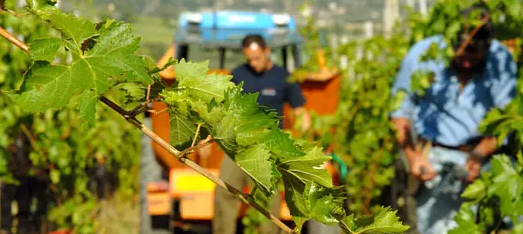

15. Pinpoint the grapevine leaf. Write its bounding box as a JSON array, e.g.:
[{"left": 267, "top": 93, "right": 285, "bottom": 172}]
[
  {"left": 488, "top": 155, "right": 523, "bottom": 216},
  {"left": 277, "top": 145, "right": 332, "bottom": 188},
  {"left": 310, "top": 197, "right": 338, "bottom": 225},
  {"left": 352, "top": 207, "right": 409, "bottom": 234},
  {"left": 118, "top": 83, "right": 145, "bottom": 102},
  {"left": 85, "top": 20, "right": 151, "bottom": 84},
  {"left": 50, "top": 169, "right": 60, "bottom": 184},
  {"left": 309, "top": 185, "right": 346, "bottom": 225},
  {"left": 223, "top": 89, "right": 262, "bottom": 115},
  {"left": 28, "top": 0, "right": 96, "bottom": 52},
  {"left": 174, "top": 59, "right": 209, "bottom": 80},
  {"left": 264, "top": 129, "right": 305, "bottom": 159},
  {"left": 169, "top": 110, "right": 197, "bottom": 148},
  {"left": 16, "top": 16, "right": 151, "bottom": 121},
  {"left": 280, "top": 177, "right": 309, "bottom": 230},
  {"left": 236, "top": 114, "right": 276, "bottom": 146},
  {"left": 77, "top": 90, "right": 98, "bottom": 126},
  {"left": 214, "top": 112, "right": 239, "bottom": 155},
  {"left": 448, "top": 206, "right": 482, "bottom": 234},
  {"left": 190, "top": 100, "right": 224, "bottom": 126},
  {"left": 447, "top": 221, "right": 482, "bottom": 234},
  {"left": 460, "top": 179, "right": 486, "bottom": 201},
  {"left": 29, "top": 38, "right": 61, "bottom": 62},
  {"left": 513, "top": 223, "right": 523, "bottom": 234},
  {"left": 17, "top": 61, "right": 75, "bottom": 112},
  {"left": 235, "top": 145, "right": 274, "bottom": 195},
  {"left": 281, "top": 178, "right": 342, "bottom": 230},
  {"left": 175, "top": 60, "right": 234, "bottom": 103}
]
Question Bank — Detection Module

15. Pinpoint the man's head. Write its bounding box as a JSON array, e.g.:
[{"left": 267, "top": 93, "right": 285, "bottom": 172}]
[
  {"left": 241, "top": 35, "right": 272, "bottom": 73},
  {"left": 451, "top": 3, "right": 493, "bottom": 73}
]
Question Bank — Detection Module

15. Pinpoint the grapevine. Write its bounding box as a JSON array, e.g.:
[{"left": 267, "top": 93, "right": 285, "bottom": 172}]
[
  {"left": 0, "top": 1, "right": 409, "bottom": 234},
  {"left": 292, "top": 2, "right": 523, "bottom": 234},
  {"left": 0, "top": 1, "right": 144, "bottom": 233}
]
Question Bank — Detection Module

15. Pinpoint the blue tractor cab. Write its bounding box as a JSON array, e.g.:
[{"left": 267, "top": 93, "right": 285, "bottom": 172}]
[{"left": 173, "top": 11, "right": 304, "bottom": 70}]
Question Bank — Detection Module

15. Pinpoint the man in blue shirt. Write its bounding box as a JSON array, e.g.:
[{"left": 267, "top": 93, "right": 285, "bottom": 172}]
[
  {"left": 213, "top": 35, "right": 310, "bottom": 234},
  {"left": 390, "top": 5, "right": 516, "bottom": 234}
]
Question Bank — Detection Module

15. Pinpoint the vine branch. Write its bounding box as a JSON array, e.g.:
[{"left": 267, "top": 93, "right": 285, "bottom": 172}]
[
  {"left": 100, "top": 96, "right": 295, "bottom": 234},
  {"left": 0, "top": 27, "right": 295, "bottom": 234},
  {"left": 0, "top": 26, "right": 29, "bottom": 53}
]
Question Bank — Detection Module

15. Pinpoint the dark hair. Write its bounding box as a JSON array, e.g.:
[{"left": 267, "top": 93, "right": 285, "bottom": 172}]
[{"left": 241, "top": 34, "right": 267, "bottom": 49}]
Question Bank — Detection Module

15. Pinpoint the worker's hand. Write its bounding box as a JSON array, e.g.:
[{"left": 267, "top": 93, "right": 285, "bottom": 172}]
[
  {"left": 407, "top": 151, "right": 437, "bottom": 181},
  {"left": 465, "top": 156, "right": 482, "bottom": 183}
]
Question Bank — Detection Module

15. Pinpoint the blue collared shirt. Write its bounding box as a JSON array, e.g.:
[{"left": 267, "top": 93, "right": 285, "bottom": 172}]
[
  {"left": 231, "top": 64, "right": 306, "bottom": 128},
  {"left": 391, "top": 35, "right": 517, "bottom": 147}
]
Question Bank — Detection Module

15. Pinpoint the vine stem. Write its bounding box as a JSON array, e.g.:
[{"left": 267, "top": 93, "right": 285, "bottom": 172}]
[
  {"left": 0, "top": 26, "right": 295, "bottom": 234},
  {"left": 0, "top": 26, "right": 29, "bottom": 53}
]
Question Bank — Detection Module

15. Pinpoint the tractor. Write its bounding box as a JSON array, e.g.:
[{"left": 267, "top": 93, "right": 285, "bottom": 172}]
[{"left": 146, "top": 10, "right": 344, "bottom": 234}]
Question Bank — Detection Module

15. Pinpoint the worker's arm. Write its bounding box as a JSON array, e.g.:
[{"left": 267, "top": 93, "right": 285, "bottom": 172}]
[
  {"left": 466, "top": 136, "right": 497, "bottom": 182},
  {"left": 391, "top": 118, "right": 436, "bottom": 181}
]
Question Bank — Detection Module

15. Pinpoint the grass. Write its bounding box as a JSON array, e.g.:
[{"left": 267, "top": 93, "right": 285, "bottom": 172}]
[{"left": 96, "top": 195, "right": 140, "bottom": 234}]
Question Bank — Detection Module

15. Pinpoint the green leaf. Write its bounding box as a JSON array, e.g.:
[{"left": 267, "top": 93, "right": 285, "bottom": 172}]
[
  {"left": 214, "top": 113, "right": 239, "bottom": 155},
  {"left": 263, "top": 129, "right": 305, "bottom": 159},
  {"left": 488, "top": 155, "right": 523, "bottom": 216},
  {"left": 281, "top": 179, "right": 344, "bottom": 230},
  {"left": 28, "top": 0, "right": 96, "bottom": 52},
  {"left": 16, "top": 20, "right": 152, "bottom": 115},
  {"left": 352, "top": 207, "right": 409, "bottom": 234},
  {"left": 309, "top": 186, "right": 346, "bottom": 225},
  {"left": 29, "top": 38, "right": 61, "bottom": 62},
  {"left": 175, "top": 60, "right": 234, "bottom": 103},
  {"left": 190, "top": 99, "right": 224, "bottom": 126},
  {"left": 77, "top": 90, "right": 98, "bottom": 126},
  {"left": 513, "top": 223, "right": 523, "bottom": 234},
  {"left": 17, "top": 61, "right": 75, "bottom": 111},
  {"left": 118, "top": 83, "right": 145, "bottom": 102},
  {"left": 50, "top": 169, "right": 60, "bottom": 184},
  {"left": 278, "top": 145, "right": 332, "bottom": 188},
  {"left": 448, "top": 206, "right": 483, "bottom": 234},
  {"left": 234, "top": 108, "right": 273, "bottom": 143},
  {"left": 169, "top": 110, "right": 198, "bottom": 148},
  {"left": 461, "top": 179, "right": 486, "bottom": 201},
  {"left": 235, "top": 145, "right": 275, "bottom": 195},
  {"left": 280, "top": 169, "right": 315, "bottom": 230},
  {"left": 447, "top": 221, "right": 482, "bottom": 234}
]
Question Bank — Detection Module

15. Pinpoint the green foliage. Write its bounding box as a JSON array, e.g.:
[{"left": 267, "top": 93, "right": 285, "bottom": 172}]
[
  {"left": 0, "top": 1, "right": 142, "bottom": 233},
  {"left": 449, "top": 155, "right": 523, "bottom": 233},
  {"left": 14, "top": 1, "right": 152, "bottom": 122},
  {"left": 288, "top": 1, "right": 334, "bottom": 83},
  {"left": 294, "top": 33, "right": 410, "bottom": 216},
  {"left": 293, "top": 4, "right": 523, "bottom": 234},
  {"left": 341, "top": 207, "right": 409, "bottom": 234},
  {"left": 162, "top": 60, "right": 408, "bottom": 233},
  {"left": 0, "top": 0, "right": 50, "bottom": 183},
  {"left": 1, "top": 1, "right": 410, "bottom": 233}
]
